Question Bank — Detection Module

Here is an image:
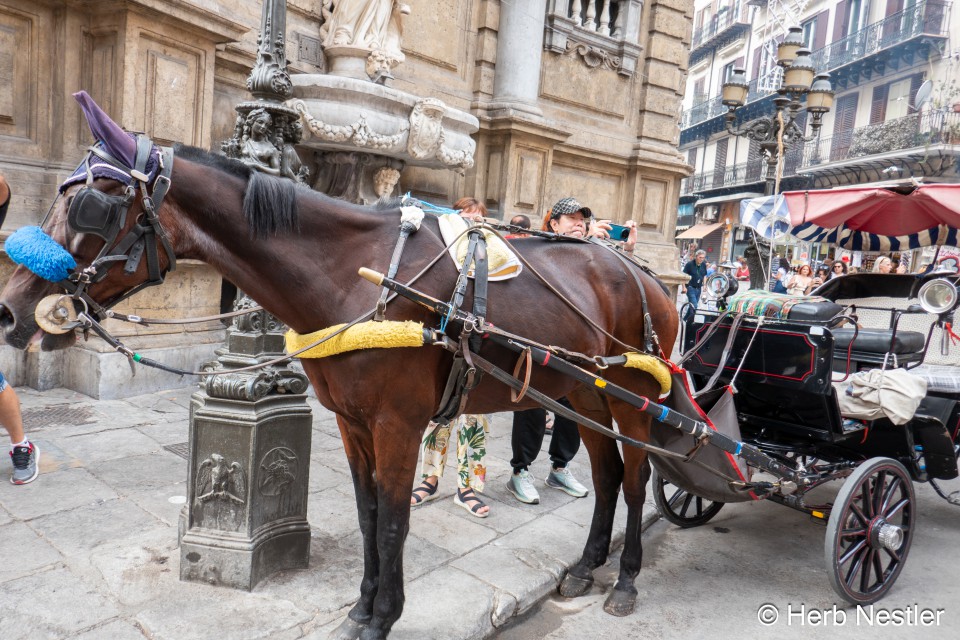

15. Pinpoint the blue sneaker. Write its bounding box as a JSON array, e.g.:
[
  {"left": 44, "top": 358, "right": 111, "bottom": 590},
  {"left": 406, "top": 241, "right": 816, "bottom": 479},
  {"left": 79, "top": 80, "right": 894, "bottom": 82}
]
[
  {"left": 10, "top": 442, "right": 39, "bottom": 485},
  {"left": 507, "top": 470, "right": 540, "bottom": 504},
  {"left": 546, "top": 466, "right": 588, "bottom": 498}
]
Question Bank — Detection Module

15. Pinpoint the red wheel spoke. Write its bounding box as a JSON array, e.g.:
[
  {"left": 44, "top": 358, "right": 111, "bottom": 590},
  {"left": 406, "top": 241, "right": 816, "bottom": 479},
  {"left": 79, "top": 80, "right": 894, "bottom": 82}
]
[
  {"left": 880, "top": 475, "right": 902, "bottom": 513},
  {"left": 860, "top": 549, "right": 877, "bottom": 592},
  {"left": 871, "top": 549, "right": 885, "bottom": 589},
  {"left": 839, "top": 539, "right": 867, "bottom": 565},
  {"left": 666, "top": 487, "right": 685, "bottom": 509},
  {"left": 844, "top": 546, "right": 867, "bottom": 588},
  {"left": 886, "top": 497, "right": 910, "bottom": 520}
]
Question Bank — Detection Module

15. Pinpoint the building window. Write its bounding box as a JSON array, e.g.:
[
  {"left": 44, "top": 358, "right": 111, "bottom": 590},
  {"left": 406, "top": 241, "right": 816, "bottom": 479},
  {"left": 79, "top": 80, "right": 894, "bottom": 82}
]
[
  {"left": 801, "top": 18, "right": 816, "bottom": 49},
  {"left": 886, "top": 78, "right": 912, "bottom": 120},
  {"left": 545, "top": 1, "right": 644, "bottom": 77},
  {"left": 721, "top": 62, "right": 736, "bottom": 84}
]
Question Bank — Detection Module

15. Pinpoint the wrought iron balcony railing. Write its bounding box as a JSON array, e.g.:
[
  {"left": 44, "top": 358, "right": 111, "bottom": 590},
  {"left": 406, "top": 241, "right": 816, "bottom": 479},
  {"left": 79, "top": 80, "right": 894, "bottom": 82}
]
[
  {"left": 810, "top": 1, "right": 949, "bottom": 73},
  {"left": 800, "top": 110, "right": 960, "bottom": 168},
  {"left": 690, "top": 3, "right": 750, "bottom": 53},
  {"left": 682, "top": 1, "right": 951, "bottom": 133}
]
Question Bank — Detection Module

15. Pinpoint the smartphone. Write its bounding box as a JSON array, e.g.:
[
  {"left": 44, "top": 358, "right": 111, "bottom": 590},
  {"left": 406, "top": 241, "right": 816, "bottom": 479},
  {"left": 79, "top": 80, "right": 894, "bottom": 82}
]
[{"left": 607, "top": 223, "right": 631, "bottom": 241}]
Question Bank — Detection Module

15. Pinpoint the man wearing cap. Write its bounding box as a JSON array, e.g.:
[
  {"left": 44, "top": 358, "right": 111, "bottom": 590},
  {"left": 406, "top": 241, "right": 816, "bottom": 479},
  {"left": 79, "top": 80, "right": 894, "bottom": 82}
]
[
  {"left": 680, "top": 249, "right": 707, "bottom": 321},
  {"left": 545, "top": 197, "right": 637, "bottom": 251},
  {"left": 507, "top": 197, "right": 635, "bottom": 505}
]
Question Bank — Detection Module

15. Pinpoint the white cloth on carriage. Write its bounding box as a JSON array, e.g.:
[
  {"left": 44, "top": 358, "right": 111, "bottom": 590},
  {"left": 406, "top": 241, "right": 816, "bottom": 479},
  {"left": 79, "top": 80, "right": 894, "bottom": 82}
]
[
  {"left": 834, "top": 369, "right": 927, "bottom": 426},
  {"left": 438, "top": 214, "right": 522, "bottom": 281}
]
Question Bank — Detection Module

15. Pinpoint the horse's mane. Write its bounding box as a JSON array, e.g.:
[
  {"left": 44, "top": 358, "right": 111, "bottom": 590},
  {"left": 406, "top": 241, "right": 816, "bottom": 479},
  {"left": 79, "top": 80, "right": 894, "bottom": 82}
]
[{"left": 174, "top": 144, "right": 298, "bottom": 238}]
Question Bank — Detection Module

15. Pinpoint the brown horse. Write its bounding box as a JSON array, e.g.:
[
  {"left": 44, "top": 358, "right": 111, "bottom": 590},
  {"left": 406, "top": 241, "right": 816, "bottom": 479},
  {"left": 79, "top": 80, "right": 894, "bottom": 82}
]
[{"left": 0, "top": 128, "right": 677, "bottom": 639}]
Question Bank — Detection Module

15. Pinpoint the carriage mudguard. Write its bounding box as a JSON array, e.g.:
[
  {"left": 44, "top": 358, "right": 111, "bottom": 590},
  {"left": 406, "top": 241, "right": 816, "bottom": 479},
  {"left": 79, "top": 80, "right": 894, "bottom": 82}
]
[{"left": 653, "top": 370, "right": 759, "bottom": 503}]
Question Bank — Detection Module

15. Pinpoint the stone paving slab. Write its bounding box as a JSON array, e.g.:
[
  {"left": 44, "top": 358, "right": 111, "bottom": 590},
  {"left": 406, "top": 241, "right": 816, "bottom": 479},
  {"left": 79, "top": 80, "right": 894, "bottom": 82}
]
[{"left": 0, "top": 384, "right": 653, "bottom": 640}]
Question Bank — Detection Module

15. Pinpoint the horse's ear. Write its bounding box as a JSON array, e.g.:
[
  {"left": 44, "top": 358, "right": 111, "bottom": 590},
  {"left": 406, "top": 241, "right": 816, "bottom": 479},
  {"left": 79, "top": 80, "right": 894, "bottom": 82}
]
[{"left": 73, "top": 91, "right": 136, "bottom": 168}]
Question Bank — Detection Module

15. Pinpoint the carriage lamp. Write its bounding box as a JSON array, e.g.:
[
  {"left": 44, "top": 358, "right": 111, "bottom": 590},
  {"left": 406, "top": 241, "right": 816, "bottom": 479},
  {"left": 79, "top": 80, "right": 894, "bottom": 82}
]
[
  {"left": 918, "top": 278, "right": 959, "bottom": 314},
  {"left": 777, "top": 26, "right": 805, "bottom": 68}
]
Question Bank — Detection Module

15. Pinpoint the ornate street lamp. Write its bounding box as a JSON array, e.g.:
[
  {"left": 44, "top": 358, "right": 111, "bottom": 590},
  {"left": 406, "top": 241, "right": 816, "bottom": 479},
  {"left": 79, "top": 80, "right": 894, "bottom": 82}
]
[{"left": 722, "top": 44, "right": 833, "bottom": 196}]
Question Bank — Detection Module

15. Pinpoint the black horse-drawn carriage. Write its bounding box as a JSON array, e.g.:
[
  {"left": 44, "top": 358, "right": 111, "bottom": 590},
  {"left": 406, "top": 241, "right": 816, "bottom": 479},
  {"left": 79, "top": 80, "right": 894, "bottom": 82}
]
[{"left": 658, "top": 187, "right": 960, "bottom": 605}]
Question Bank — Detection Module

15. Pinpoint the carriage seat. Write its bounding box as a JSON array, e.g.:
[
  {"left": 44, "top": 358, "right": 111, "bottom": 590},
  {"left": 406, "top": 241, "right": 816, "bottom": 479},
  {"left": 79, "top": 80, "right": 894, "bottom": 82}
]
[
  {"left": 727, "top": 291, "right": 842, "bottom": 323},
  {"left": 831, "top": 328, "right": 926, "bottom": 355}
]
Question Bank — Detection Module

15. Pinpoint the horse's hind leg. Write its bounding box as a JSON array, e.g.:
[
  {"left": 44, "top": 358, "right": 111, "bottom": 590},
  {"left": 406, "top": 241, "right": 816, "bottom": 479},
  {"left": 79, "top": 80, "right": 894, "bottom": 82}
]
[
  {"left": 559, "top": 388, "right": 623, "bottom": 598},
  {"left": 603, "top": 403, "right": 654, "bottom": 617}
]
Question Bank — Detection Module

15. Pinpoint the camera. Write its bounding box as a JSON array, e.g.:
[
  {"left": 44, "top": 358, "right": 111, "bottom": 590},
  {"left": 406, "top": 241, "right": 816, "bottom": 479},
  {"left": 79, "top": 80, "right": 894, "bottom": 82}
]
[{"left": 607, "top": 223, "right": 631, "bottom": 241}]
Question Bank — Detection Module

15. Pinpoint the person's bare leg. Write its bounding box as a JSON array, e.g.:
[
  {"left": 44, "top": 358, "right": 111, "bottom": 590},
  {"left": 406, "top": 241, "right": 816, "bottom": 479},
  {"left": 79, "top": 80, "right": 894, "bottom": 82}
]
[{"left": 0, "top": 385, "right": 25, "bottom": 444}]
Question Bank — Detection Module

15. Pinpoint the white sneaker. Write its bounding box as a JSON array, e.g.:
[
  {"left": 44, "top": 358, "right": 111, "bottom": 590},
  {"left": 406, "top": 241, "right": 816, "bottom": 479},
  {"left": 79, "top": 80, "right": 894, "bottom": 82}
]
[
  {"left": 545, "top": 466, "right": 588, "bottom": 498},
  {"left": 507, "top": 469, "right": 540, "bottom": 504}
]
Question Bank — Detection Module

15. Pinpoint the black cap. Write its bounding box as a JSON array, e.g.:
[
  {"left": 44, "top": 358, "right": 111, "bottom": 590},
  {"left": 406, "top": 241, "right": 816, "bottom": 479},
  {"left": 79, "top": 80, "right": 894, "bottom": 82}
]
[{"left": 549, "top": 197, "right": 592, "bottom": 219}]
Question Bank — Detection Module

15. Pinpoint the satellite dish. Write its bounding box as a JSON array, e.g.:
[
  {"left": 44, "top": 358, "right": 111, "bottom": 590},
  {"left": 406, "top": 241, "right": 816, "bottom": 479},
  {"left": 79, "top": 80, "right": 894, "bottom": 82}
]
[{"left": 914, "top": 80, "right": 933, "bottom": 110}]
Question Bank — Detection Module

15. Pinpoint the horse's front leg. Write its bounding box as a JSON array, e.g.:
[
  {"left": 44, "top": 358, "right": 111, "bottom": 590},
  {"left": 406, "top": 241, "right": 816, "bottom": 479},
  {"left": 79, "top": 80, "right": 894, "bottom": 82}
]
[
  {"left": 559, "top": 388, "right": 623, "bottom": 598},
  {"left": 360, "top": 417, "right": 423, "bottom": 640},
  {"left": 329, "top": 416, "right": 379, "bottom": 640}
]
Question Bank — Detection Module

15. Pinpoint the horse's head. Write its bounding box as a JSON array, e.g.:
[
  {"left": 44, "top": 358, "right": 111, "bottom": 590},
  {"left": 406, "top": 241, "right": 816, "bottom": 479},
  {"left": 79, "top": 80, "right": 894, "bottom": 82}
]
[{"left": 0, "top": 92, "right": 176, "bottom": 350}]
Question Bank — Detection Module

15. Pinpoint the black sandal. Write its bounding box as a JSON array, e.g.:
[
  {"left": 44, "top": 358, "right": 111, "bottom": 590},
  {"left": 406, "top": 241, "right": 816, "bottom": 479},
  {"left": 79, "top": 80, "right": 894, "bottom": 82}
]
[
  {"left": 454, "top": 487, "right": 489, "bottom": 518},
  {"left": 411, "top": 477, "right": 439, "bottom": 506}
]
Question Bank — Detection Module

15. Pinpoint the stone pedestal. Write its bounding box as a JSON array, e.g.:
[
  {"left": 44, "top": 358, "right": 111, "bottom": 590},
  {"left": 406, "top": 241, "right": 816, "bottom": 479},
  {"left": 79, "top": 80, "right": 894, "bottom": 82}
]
[
  {"left": 180, "top": 388, "right": 312, "bottom": 590},
  {"left": 179, "top": 293, "right": 312, "bottom": 591}
]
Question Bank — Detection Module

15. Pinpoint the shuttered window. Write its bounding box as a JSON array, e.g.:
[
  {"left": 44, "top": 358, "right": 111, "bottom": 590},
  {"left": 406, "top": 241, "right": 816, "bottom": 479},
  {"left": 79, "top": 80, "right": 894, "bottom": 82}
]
[
  {"left": 870, "top": 84, "right": 889, "bottom": 124},
  {"left": 713, "top": 138, "right": 728, "bottom": 188},
  {"left": 831, "top": 93, "right": 858, "bottom": 160}
]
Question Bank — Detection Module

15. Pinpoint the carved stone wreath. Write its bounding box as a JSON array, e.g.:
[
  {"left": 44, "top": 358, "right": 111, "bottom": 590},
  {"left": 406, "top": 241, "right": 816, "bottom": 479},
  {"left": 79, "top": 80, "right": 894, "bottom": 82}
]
[
  {"left": 290, "top": 99, "right": 407, "bottom": 151},
  {"left": 565, "top": 39, "right": 622, "bottom": 73}
]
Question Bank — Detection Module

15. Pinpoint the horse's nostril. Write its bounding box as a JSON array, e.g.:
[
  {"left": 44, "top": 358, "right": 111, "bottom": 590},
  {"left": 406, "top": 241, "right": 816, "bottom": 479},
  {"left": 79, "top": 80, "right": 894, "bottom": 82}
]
[{"left": 0, "top": 303, "right": 15, "bottom": 330}]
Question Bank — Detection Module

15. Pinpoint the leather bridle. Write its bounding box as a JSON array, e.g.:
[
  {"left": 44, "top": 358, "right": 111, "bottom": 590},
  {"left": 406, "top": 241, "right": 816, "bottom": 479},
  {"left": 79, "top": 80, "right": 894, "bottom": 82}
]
[{"left": 58, "top": 135, "right": 177, "bottom": 318}]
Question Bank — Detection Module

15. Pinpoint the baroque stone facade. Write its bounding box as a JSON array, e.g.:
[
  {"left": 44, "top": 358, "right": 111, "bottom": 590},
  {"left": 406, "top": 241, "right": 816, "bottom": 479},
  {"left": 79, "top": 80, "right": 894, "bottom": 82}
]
[{"left": 0, "top": 0, "right": 693, "bottom": 396}]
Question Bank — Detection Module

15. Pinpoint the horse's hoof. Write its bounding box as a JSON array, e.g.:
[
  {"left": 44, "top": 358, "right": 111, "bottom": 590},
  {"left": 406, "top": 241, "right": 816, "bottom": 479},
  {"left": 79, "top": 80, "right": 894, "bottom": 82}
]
[
  {"left": 558, "top": 572, "right": 594, "bottom": 598},
  {"left": 603, "top": 589, "right": 637, "bottom": 617},
  {"left": 359, "top": 629, "right": 387, "bottom": 640},
  {"left": 328, "top": 617, "right": 367, "bottom": 640}
]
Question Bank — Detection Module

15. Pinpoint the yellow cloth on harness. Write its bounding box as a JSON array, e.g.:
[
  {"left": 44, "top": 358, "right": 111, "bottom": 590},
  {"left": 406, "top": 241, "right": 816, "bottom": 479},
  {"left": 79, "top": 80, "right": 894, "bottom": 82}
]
[
  {"left": 285, "top": 320, "right": 424, "bottom": 359},
  {"left": 622, "top": 352, "right": 672, "bottom": 398},
  {"left": 437, "top": 214, "right": 522, "bottom": 281}
]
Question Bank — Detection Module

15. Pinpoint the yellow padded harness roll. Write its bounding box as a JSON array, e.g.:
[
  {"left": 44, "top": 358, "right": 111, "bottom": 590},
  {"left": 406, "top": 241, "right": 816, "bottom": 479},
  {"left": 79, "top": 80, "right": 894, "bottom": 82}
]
[
  {"left": 622, "top": 352, "right": 672, "bottom": 398},
  {"left": 285, "top": 320, "right": 424, "bottom": 359}
]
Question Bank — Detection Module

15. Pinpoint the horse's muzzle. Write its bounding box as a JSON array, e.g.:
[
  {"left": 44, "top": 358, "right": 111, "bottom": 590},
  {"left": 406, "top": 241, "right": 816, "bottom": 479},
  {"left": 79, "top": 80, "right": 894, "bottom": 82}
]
[{"left": 0, "top": 301, "right": 32, "bottom": 349}]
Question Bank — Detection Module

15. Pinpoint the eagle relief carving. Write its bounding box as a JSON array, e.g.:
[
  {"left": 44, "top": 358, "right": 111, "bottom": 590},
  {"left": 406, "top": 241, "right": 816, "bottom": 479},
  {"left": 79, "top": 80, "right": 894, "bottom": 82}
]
[{"left": 195, "top": 453, "right": 247, "bottom": 531}]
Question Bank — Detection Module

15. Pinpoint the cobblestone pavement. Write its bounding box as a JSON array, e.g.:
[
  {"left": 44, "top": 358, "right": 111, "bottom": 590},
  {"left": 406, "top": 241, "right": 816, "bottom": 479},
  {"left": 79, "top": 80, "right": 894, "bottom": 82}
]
[{"left": 0, "top": 385, "right": 656, "bottom": 640}]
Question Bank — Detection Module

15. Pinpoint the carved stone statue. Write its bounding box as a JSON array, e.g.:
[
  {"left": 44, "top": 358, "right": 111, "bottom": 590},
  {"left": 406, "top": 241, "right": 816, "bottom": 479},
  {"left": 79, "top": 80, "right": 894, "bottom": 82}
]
[
  {"left": 240, "top": 109, "right": 282, "bottom": 174},
  {"left": 274, "top": 119, "right": 309, "bottom": 182},
  {"left": 321, "top": 0, "right": 410, "bottom": 81},
  {"left": 374, "top": 166, "right": 401, "bottom": 201}
]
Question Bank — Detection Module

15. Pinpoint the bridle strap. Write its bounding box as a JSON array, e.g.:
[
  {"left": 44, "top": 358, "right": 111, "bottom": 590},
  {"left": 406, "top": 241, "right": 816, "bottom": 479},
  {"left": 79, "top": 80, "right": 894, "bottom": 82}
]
[{"left": 63, "top": 139, "right": 176, "bottom": 317}]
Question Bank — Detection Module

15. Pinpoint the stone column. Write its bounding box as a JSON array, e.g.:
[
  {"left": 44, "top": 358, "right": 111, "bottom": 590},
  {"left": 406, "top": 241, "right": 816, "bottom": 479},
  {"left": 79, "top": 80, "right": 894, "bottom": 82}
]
[{"left": 490, "top": 0, "right": 549, "bottom": 117}]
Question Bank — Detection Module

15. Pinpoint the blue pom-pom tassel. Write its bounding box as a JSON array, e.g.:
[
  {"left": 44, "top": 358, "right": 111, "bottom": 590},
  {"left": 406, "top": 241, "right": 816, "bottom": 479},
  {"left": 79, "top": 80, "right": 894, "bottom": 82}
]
[{"left": 4, "top": 226, "right": 77, "bottom": 282}]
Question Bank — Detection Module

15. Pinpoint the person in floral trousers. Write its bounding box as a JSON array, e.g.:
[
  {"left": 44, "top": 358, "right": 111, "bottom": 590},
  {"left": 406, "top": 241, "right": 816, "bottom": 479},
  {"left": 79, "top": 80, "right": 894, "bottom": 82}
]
[{"left": 410, "top": 414, "right": 489, "bottom": 517}]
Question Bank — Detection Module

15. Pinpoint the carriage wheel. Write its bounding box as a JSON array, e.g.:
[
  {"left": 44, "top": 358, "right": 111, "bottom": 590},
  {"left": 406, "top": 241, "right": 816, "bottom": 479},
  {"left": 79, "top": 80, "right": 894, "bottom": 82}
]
[
  {"left": 652, "top": 469, "right": 724, "bottom": 528},
  {"left": 825, "top": 457, "right": 915, "bottom": 605}
]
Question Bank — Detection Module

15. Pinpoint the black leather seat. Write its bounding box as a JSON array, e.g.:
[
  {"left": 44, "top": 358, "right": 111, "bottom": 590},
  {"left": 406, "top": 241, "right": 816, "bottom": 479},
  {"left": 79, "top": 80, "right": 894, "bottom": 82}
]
[
  {"left": 831, "top": 328, "right": 926, "bottom": 355},
  {"left": 784, "top": 299, "right": 843, "bottom": 323}
]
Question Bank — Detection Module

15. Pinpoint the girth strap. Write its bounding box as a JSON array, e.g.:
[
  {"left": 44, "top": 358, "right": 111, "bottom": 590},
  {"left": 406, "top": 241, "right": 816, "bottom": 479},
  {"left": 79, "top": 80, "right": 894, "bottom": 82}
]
[{"left": 432, "top": 225, "right": 490, "bottom": 424}]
